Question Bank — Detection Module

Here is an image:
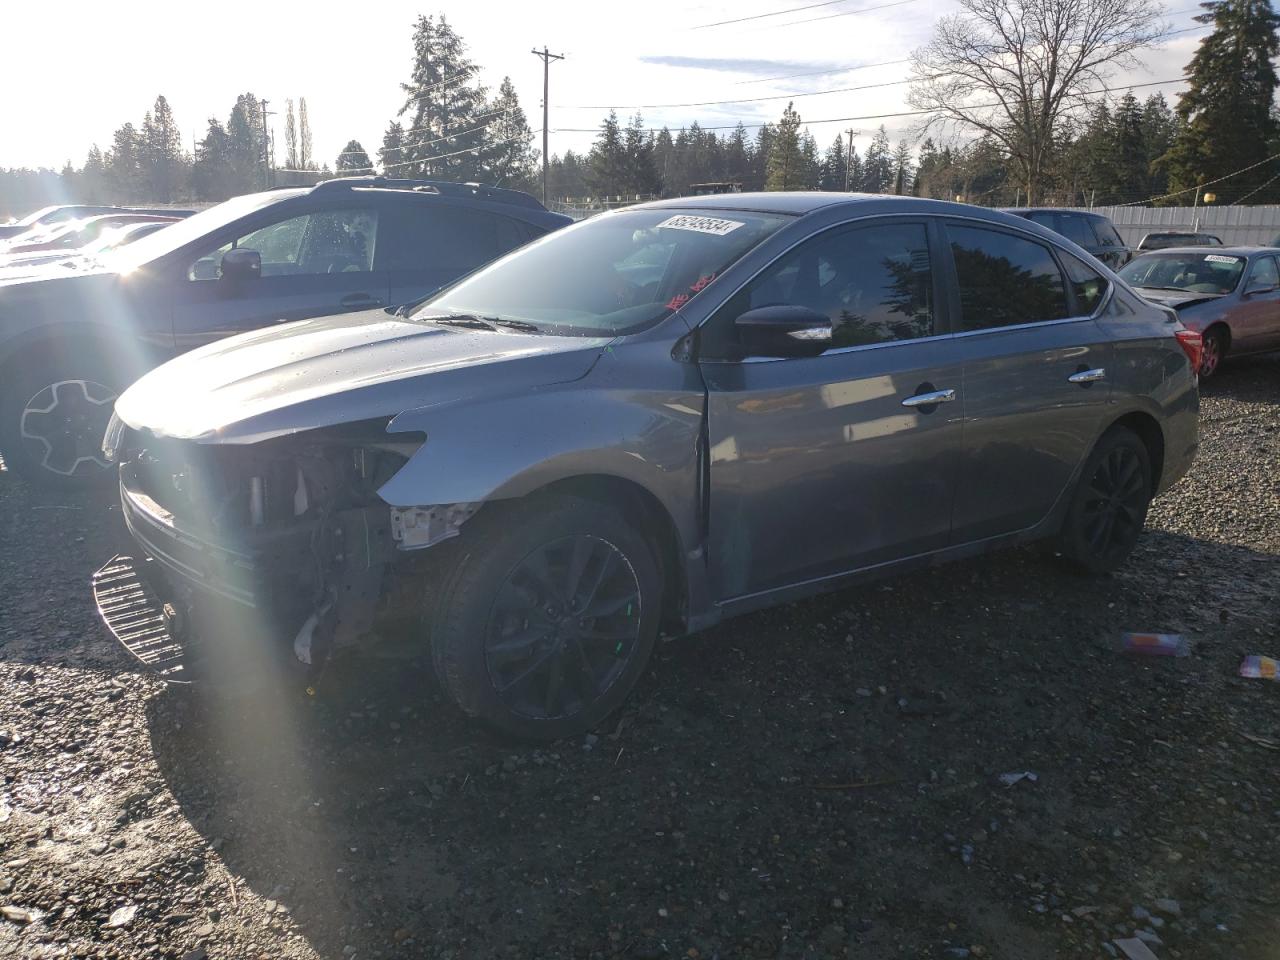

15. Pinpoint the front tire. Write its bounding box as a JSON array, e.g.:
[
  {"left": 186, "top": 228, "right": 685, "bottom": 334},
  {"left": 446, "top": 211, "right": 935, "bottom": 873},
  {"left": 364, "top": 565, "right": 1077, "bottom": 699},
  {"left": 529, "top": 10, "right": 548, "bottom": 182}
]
[
  {"left": 431, "top": 494, "right": 661, "bottom": 741},
  {"left": 1058, "top": 427, "right": 1153, "bottom": 574},
  {"left": 1200, "top": 326, "right": 1226, "bottom": 378},
  {"left": 0, "top": 353, "right": 122, "bottom": 489}
]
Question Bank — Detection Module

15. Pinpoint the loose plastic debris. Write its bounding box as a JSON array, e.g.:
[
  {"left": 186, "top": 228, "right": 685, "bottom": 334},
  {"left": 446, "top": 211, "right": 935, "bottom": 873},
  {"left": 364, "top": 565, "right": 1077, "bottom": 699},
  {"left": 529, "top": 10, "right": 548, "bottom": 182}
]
[
  {"left": 998, "top": 771, "right": 1038, "bottom": 787},
  {"left": 1120, "top": 632, "right": 1189, "bottom": 657},
  {"left": 1113, "top": 938, "right": 1159, "bottom": 960},
  {"left": 1239, "top": 655, "right": 1280, "bottom": 680}
]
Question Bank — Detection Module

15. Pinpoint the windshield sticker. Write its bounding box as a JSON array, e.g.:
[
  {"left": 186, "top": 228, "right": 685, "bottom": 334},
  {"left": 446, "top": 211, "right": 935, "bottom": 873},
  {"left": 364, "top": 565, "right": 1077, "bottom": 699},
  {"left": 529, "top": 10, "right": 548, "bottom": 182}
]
[
  {"left": 1204, "top": 255, "right": 1240, "bottom": 264},
  {"left": 665, "top": 273, "right": 718, "bottom": 312},
  {"left": 657, "top": 215, "right": 745, "bottom": 237}
]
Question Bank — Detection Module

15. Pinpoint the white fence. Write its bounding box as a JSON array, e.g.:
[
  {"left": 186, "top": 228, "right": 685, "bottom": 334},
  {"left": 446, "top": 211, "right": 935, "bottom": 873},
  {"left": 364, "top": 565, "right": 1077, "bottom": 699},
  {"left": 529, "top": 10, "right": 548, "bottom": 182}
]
[{"left": 1072, "top": 205, "right": 1280, "bottom": 247}]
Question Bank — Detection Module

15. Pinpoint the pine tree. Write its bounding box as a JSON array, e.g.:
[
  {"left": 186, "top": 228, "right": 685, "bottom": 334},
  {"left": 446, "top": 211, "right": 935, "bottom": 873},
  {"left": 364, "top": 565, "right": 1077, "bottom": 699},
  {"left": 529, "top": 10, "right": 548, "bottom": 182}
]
[
  {"left": 588, "top": 111, "right": 627, "bottom": 197},
  {"left": 192, "top": 117, "right": 234, "bottom": 200},
  {"left": 819, "top": 135, "right": 847, "bottom": 191},
  {"left": 379, "top": 121, "right": 405, "bottom": 175},
  {"left": 652, "top": 128, "right": 676, "bottom": 196},
  {"left": 861, "top": 126, "right": 893, "bottom": 192},
  {"left": 1163, "top": 0, "right": 1280, "bottom": 202},
  {"left": 765, "top": 103, "right": 804, "bottom": 191},
  {"left": 397, "top": 14, "right": 488, "bottom": 180},
  {"left": 82, "top": 146, "right": 107, "bottom": 202},
  {"left": 106, "top": 123, "right": 141, "bottom": 202},
  {"left": 226, "top": 93, "right": 264, "bottom": 191},
  {"left": 299, "top": 97, "right": 313, "bottom": 170},
  {"left": 336, "top": 140, "right": 374, "bottom": 175},
  {"left": 141, "top": 95, "right": 185, "bottom": 202},
  {"left": 892, "top": 140, "right": 915, "bottom": 195},
  {"left": 621, "top": 114, "right": 660, "bottom": 196},
  {"left": 1140, "top": 94, "right": 1176, "bottom": 197},
  {"left": 799, "top": 132, "right": 821, "bottom": 189},
  {"left": 284, "top": 99, "right": 299, "bottom": 170},
  {"left": 480, "top": 77, "right": 536, "bottom": 188},
  {"left": 724, "top": 123, "right": 752, "bottom": 189}
]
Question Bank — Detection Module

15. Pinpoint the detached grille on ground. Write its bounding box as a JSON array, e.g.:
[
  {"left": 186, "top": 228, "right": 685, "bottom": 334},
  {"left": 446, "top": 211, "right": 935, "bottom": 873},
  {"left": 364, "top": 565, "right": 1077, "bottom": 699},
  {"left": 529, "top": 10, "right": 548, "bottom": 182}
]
[{"left": 92, "top": 555, "right": 188, "bottom": 680}]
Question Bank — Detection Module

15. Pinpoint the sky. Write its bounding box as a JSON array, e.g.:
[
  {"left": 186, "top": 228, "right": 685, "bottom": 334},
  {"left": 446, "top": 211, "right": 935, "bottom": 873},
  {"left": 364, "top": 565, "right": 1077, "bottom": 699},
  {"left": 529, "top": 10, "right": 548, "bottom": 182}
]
[{"left": 1, "top": 0, "right": 1211, "bottom": 174}]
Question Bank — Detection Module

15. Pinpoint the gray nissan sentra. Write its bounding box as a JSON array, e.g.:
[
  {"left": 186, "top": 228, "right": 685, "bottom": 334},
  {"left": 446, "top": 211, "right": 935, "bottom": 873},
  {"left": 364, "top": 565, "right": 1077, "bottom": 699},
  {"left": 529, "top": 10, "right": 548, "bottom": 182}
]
[{"left": 95, "top": 194, "right": 1201, "bottom": 740}]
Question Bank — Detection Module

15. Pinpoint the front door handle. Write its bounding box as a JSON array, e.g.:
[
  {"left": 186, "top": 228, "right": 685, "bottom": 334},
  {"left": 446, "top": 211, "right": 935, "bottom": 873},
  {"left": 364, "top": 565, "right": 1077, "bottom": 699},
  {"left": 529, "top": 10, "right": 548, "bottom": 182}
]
[
  {"left": 901, "top": 388, "right": 956, "bottom": 408},
  {"left": 1068, "top": 367, "right": 1106, "bottom": 384},
  {"left": 340, "top": 293, "right": 384, "bottom": 309}
]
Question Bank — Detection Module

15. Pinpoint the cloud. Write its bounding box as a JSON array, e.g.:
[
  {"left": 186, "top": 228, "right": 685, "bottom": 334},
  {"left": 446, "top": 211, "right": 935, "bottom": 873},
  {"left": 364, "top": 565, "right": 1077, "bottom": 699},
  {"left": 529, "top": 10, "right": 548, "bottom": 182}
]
[{"left": 638, "top": 55, "right": 845, "bottom": 77}]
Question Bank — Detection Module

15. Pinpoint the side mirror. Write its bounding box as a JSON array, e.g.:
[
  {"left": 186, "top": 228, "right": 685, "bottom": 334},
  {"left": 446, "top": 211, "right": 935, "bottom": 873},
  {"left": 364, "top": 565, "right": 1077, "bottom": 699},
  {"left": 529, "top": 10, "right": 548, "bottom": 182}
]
[
  {"left": 735, "top": 305, "right": 832, "bottom": 358},
  {"left": 220, "top": 247, "right": 261, "bottom": 285}
]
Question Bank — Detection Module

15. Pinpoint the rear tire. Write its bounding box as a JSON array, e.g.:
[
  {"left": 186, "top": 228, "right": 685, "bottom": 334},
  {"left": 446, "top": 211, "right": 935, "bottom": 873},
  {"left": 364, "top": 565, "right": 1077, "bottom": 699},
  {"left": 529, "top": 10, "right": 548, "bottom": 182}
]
[
  {"left": 0, "top": 352, "right": 123, "bottom": 490},
  {"left": 1058, "top": 427, "right": 1153, "bottom": 575},
  {"left": 430, "top": 494, "right": 661, "bottom": 742}
]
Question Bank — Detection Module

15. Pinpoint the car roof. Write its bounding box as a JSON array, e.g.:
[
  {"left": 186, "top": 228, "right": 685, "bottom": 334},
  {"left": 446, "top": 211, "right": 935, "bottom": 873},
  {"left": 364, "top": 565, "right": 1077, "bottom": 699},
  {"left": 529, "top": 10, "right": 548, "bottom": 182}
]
[
  {"left": 1133, "top": 246, "right": 1265, "bottom": 256},
  {"left": 1004, "top": 207, "right": 1111, "bottom": 220},
  {"left": 637, "top": 193, "right": 1056, "bottom": 225}
]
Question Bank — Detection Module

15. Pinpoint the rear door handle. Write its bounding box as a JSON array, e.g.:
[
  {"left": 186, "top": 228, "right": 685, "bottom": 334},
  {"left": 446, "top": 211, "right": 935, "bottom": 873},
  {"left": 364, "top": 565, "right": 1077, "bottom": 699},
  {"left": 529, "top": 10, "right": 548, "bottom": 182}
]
[
  {"left": 1068, "top": 368, "right": 1106, "bottom": 384},
  {"left": 340, "top": 293, "right": 384, "bottom": 309},
  {"left": 901, "top": 388, "right": 956, "bottom": 408}
]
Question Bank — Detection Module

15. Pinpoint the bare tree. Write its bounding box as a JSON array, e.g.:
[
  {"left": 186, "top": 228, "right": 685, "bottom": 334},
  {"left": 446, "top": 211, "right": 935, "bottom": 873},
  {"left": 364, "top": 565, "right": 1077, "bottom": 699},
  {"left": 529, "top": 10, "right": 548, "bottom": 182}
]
[{"left": 908, "top": 0, "right": 1166, "bottom": 203}]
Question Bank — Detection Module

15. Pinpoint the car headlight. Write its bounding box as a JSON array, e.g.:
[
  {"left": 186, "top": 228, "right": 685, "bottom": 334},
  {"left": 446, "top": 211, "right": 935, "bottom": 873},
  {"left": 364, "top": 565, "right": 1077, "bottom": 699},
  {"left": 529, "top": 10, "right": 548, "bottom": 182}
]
[{"left": 102, "top": 411, "right": 125, "bottom": 463}]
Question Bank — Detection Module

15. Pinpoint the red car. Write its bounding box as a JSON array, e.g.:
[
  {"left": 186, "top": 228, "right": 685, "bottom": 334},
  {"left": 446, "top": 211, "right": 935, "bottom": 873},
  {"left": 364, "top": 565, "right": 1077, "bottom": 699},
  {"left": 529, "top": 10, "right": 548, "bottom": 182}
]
[{"left": 1119, "top": 246, "right": 1280, "bottom": 377}]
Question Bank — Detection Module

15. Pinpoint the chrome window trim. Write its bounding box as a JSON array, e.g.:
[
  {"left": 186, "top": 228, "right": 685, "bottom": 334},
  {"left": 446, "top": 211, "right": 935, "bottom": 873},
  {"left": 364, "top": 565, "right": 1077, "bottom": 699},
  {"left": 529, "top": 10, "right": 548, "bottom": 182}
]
[{"left": 698, "top": 209, "right": 1113, "bottom": 364}]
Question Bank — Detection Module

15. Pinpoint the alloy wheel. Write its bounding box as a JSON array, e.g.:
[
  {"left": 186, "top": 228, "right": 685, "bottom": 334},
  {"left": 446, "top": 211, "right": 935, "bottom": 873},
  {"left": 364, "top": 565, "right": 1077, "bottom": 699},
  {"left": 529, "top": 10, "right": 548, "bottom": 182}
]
[
  {"left": 1200, "top": 333, "right": 1222, "bottom": 377},
  {"left": 1080, "top": 445, "right": 1147, "bottom": 563},
  {"left": 18, "top": 379, "right": 116, "bottom": 477},
  {"left": 484, "top": 535, "right": 642, "bottom": 721}
]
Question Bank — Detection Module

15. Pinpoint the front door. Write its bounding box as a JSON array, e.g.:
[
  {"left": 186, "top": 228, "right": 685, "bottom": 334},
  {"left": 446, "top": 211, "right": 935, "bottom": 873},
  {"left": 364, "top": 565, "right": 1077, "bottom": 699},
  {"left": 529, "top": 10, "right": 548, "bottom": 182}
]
[
  {"left": 173, "top": 205, "right": 388, "bottom": 351},
  {"left": 942, "top": 221, "right": 1115, "bottom": 542},
  {"left": 699, "top": 219, "right": 964, "bottom": 600}
]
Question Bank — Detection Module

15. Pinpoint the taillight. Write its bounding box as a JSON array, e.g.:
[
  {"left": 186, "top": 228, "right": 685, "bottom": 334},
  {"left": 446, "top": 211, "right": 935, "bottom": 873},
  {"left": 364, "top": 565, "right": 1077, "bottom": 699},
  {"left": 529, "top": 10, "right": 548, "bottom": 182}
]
[{"left": 1175, "top": 329, "right": 1203, "bottom": 374}]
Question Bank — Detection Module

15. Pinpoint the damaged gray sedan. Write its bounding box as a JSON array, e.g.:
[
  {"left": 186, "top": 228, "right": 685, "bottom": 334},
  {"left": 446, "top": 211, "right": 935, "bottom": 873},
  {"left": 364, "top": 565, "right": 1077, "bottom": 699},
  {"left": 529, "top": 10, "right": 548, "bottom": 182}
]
[{"left": 95, "top": 194, "right": 1199, "bottom": 740}]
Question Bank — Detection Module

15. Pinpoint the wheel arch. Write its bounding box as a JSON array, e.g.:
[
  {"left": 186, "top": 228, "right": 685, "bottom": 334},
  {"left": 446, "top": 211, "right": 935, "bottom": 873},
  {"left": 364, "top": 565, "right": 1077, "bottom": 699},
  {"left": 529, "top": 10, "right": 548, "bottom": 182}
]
[
  {"left": 1105, "top": 409, "right": 1166, "bottom": 494},
  {"left": 1202, "top": 320, "right": 1231, "bottom": 352},
  {"left": 0, "top": 323, "right": 151, "bottom": 404}
]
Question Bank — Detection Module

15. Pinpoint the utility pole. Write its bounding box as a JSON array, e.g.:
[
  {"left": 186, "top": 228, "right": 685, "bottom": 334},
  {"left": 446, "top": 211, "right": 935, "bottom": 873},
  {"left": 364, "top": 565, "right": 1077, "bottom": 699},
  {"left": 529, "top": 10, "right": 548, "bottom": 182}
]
[
  {"left": 259, "top": 98, "right": 275, "bottom": 188},
  {"left": 531, "top": 46, "right": 565, "bottom": 205},
  {"left": 844, "top": 128, "right": 857, "bottom": 191}
]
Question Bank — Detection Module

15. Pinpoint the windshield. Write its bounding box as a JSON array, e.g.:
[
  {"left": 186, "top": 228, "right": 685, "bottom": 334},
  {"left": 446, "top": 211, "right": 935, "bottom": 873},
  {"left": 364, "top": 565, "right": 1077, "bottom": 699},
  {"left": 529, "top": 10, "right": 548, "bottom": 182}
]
[
  {"left": 1119, "top": 252, "right": 1245, "bottom": 295},
  {"left": 85, "top": 221, "right": 164, "bottom": 255},
  {"left": 110, "top": 192, "right": 295, "bottom": 272},
  {"left": 416, "top": 208, "right": 793, "bottom": 336}
]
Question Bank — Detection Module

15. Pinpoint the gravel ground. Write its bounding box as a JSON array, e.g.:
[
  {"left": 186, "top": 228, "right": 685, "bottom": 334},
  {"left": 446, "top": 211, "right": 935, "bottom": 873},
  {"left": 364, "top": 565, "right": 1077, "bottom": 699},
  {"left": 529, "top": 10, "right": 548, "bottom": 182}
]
[{"left": 0, "top": 357, "right": 1277, "bottom": 960}]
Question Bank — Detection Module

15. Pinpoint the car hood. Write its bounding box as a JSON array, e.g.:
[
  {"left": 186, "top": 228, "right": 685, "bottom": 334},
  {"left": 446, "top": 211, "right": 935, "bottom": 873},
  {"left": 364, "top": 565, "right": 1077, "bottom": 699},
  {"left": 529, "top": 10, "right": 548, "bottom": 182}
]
[
  {"left": 0, "top": 265, "right": 117, "bottom": 295},
  {"left": 113, "top": 309, "right": 612, "bottom": 444},
  {"left": 1133, "top": 287, "right": 1223, "bottom": 310}
]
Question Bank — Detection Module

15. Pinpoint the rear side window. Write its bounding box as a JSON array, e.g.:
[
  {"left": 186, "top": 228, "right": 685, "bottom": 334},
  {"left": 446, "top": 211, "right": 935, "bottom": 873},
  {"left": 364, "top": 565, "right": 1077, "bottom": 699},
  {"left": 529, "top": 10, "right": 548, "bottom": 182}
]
[
  {"left": 1061, "top": 252, "right": 1109, "bottom": 315},
  {"left": 1055, "top": 214, "right": 1098, "bottom": 248},
  {"left": 380, "top": 205, "right": 535, "bottom": 275},
  {"left": 1095, "top": 221, "right": 1124, "bottom": 247},
  {"left": 1249, "top": 256, "right": 1280, "bottom": 289},
  {"left": 948, "top": 225, "right": 1069, "bottom": 330},
  {"left": 723, "top": 221, "right": 934, "bottom": 349}
]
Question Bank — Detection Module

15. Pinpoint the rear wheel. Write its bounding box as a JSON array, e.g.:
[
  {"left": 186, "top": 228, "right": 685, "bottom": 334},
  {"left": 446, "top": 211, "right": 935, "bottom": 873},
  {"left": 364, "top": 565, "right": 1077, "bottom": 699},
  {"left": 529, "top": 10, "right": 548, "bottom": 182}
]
[
  {"left": 431, "top": 495, "right": 661, "bottom": 741},
  {"left": 1058, "top": 427, "right": 1153, "bottom": 574},
  {"left": 1200, "top": 326, "right": 1226, "bottom": 378},
  {"left": 0, "top": 354, "right": 122, "bottom": 489}
]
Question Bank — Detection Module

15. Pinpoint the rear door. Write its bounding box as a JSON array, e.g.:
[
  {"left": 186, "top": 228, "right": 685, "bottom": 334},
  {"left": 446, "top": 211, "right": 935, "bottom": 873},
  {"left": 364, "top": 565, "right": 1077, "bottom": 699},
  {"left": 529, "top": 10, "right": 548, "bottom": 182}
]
[
  {"left": 382, "top": 201, "right": 541, "bottom": 308},
  {"left": 172, "top": 201, "right": 387, "bottom": 350},
  {"left": 699, "top": 218, "right": 964, "bottom": 600},
  {"left": 943, "top": 221, "right": 1115, "bottom": 543}
]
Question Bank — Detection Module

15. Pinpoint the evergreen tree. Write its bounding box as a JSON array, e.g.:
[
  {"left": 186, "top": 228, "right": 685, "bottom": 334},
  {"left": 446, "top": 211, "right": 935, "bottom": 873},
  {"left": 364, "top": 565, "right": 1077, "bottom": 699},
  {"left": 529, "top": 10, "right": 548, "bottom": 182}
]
[
  {"left": 480, "top": 77, "right": 536, "bottom": 188},
  {"left": 548, "top": 149, "right": 589, "bottom": 199},
  {"left": 652, "top": 128, "right": 676, "bottom": 195},
  {"left": 336, "top": 140, "right": 374, "bottom": 175},
  {"left": 621, "top": 114, "right": 660, "bottom": 196},
  {"left": 192, "top": 117, "right": 234, "bottom": 200},
  {"left": 765, "top": 103, "right": 804, "bottom": 191},
  {"left": 397, "top": 14, "right": 488, "bottom": 180},
  {"left": 1163, "top": 0, "right": 1280, "bottom": 202},
  {"left": 106, "top": 123, "right": 141, "bottom": 202},
  {"left": 892, "top": 139, "right": 915, "bottom": 195},
  {"left": 1140, "top": 94, "right": 1176, "bottom": 197},
  {"left": 1111, "top": 93, "right": 1147, "bottom": 203},
  {"left": 227, "top": 93, "right": 264, "bottom": 191},
  {"left": 820, "top": 135, "right": 847, "bottom": 191},
  {"left": 861, "top": 126, "right": 893, "bottom": 192},
  {"left": 82, "top": 146, "right": 107, "bottom": 202},
  {"left": 284, "top": 99, "right": 299, "bottom": 170},
  {"left": 588, "top": 111, "right": 627, "bottom": 196},
  {"left": 299, "top": 97, "right": 313, "bottom": 170},
  {"left": 724, "top": 123, "right": 752, "bottom": 188},
  {"left": 141, "top": 95, "right": 185, "bottom": 202},
  {"left": 379, "top": 121, "right": 405, "bottom": 174},
  {"left": 750, "top": 124, "right": 775, "bottom": 191},
  {"left": 799, "top": 132, "right": 821, "bottom": 189}
]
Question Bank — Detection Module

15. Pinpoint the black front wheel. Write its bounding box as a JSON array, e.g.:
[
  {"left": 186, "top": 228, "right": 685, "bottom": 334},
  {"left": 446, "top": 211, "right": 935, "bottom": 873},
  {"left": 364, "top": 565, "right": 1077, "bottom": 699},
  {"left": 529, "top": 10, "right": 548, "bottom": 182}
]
[
  {"left": 0, "top": 356, "right": 121, "bottom": 489},
  {"left": 1058, "top": 427, "right": 1153, "bottom": 574},
  {"left": 431, "top": 495, "right": 661, "bottom": 741}
]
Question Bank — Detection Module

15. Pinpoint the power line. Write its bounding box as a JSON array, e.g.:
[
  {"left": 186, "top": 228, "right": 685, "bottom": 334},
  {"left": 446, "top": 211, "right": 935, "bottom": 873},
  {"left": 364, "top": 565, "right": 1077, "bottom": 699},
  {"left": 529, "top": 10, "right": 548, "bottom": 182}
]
[
  {"left": 759, "top": 0, "right": 920, "bottom": 29},
  {"left": 1117, "top": 149, "right": 1280, "bottom": 206},
  {"left": 339, "top": 112, "right": 506, "bottom": 158},
  {"left": 376, "top": 129, "right": 543, "bottom": 173},
  {"left": 565, "top": 75, "right": 917, "bottom": 110},
  {"left": 554, "top": 77, "right": 1191, "bottom": 133},
  {"left": 735, "top": 57, "right": 911, "bottom": 86},
  {"left": 694, "top": 0, "right": 919, "bottom": 29}
]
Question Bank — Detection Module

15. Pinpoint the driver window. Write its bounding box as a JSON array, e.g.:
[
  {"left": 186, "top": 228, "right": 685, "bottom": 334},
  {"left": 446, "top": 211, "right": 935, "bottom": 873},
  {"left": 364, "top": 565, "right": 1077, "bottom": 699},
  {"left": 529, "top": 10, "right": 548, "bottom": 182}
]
[
  {"left": 713, "top": 222, "right": 935, "bottom": 353},
  {"left": 188, "top": 208, "right": 378, "bottom": 280}
]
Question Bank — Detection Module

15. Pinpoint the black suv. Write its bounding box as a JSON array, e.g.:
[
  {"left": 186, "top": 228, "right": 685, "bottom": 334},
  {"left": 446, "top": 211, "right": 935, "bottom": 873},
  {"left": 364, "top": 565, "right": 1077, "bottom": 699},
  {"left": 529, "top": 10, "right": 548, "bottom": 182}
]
[
  {"left": 0, "top": 177, "right": 569, "bottom": 486},
  {"left": 1004, "top": 208, "right": 1131, "bottom": 269}
]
